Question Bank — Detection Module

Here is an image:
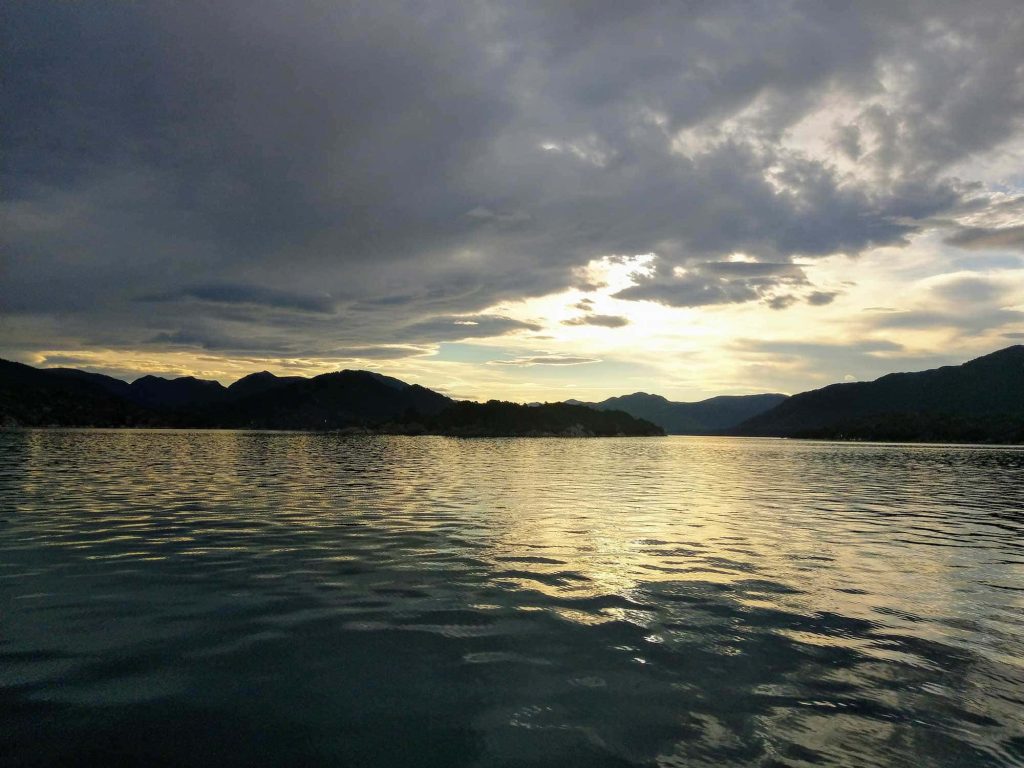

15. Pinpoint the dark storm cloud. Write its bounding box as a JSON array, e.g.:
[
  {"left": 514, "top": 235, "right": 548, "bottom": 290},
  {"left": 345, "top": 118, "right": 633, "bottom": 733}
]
[
  {"left": 149, "top": 326, "right": 429, "bottom": 360},
  {"left": 149, "top": 329, "right": 290, "bottom": 354},
  {"left": 3, "top": 0, "right": 1023, "bottom": 359},
  {"left": 146, "top": 284, "right": 337, "bottom": 314}
]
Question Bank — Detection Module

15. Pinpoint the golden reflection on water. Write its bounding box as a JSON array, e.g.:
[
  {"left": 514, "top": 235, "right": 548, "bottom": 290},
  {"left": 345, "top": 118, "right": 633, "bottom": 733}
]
[
  {"left": 3, "top": 430, "right": 1024, "bottom": 766},
  {"left": 11, "top": 431, "right": 1024, "bottom": 639}
]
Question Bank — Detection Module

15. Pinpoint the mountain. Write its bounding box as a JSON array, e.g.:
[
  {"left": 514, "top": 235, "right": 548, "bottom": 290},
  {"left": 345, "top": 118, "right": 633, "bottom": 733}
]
[
  {"left": 214, "top": 370, "right": 453, "bottom": 430},
  {"left": 736, "top": 345, "right": 1024, "bottom": 442},
  {"left": 0, "top": 360, "right": 153, "bottom": 427},
  {"left": 226, "top": 371, "right": 305, "bottom": 400},
  {"left": 51, "top": 370, "right": 293, "bottom": 411},
  {"left": 14, "top": 347, "right": 1020, "bottom": 441},
  {"left": 577, "top": 392, "right": 788, "bottom": 434},
  {"left": 128, "top": 375, "right": 229, "bottom": 411},
  {"left": 47, "top": 368, "right": 134, "bottom": 399},
  {"left": 0, "top": 361, "right": 662, "bottom": 436},
  {"left": 46, "top": 369, "right": 237, "bottom": 412},
  {"left": 416, "top": 400, "right": 664, "bottom": 437}
]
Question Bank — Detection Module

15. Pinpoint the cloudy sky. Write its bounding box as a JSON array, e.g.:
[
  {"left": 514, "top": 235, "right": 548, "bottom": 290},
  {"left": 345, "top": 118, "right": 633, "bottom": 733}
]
[{"left": 3, "top": 1, "right": 1023, "bottom": 401}]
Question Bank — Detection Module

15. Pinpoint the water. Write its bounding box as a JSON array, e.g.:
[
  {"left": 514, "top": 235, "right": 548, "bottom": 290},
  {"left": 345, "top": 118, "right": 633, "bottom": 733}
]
[{"left": 1, "top": 431, "right": 1023, "bottom": 767}]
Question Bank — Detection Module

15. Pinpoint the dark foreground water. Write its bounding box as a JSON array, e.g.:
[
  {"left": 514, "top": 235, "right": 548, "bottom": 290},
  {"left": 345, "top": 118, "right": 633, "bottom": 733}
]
[{"left": 1, "top": 432, "right": 1023, "bottom": 767}]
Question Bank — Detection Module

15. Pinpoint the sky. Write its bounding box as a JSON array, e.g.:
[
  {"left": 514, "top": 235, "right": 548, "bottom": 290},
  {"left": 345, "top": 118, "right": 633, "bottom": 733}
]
[{"left": 3, "top": 1, "right": 1024, "bottom": 402}]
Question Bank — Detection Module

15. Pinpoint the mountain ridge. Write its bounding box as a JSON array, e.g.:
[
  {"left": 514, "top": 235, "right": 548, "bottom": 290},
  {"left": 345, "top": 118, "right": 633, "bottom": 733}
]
[
  {"left": 571, "top": 391, "right": 789, "bottom": 434},
  {"left": 4, "top": 345, "right": 1023, "bottom": 441},
  {"left": 734, "top": 345, "right": 1024, "bottom": 442},
  {"left": 0, "top": 361, "right": 662, "bottom": 437}
]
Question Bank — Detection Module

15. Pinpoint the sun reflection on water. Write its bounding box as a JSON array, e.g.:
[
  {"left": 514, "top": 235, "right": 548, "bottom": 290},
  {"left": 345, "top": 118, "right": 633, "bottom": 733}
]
[{"left": 2, "top": 431, "right": 1023, "bottom": 766}]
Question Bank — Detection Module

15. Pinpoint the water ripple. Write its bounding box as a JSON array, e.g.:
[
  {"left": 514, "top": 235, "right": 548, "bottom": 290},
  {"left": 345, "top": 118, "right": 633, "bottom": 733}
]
[{"left": 1, "top": 431, "right": 1022, "bottom": 766}]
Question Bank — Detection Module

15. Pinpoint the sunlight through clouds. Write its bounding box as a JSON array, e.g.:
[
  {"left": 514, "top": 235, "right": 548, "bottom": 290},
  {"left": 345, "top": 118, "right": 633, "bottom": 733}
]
[{"left": 3, "top": 1, "right": 1024, "bottom": 399}]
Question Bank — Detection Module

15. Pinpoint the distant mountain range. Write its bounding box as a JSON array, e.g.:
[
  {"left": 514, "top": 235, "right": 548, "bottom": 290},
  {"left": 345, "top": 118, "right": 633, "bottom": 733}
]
[
  {"left": 0, "top": 360, "right": 662, "bottom": 437},
  {"left": 733, "top": 345, "right": 1024, "bottom": 443},
  {"left": 567, "top": 392, "right": 788, "bottom": 434},
  {"left": 562, "top": 346, "right": 1024, "bottom": 442},
  {"left": 3, "top": 345, "right": 1022, "bottom": 441}
]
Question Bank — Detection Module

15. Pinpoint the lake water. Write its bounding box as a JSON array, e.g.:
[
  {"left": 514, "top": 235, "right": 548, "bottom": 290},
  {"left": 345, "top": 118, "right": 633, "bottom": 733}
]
[{"left": 2, "top": 431, "right": 1023, "bottom": 767}]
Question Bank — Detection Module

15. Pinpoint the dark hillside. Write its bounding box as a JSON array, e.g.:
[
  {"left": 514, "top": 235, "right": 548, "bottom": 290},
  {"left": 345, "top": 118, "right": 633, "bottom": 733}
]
[{"left": 737, "top": 346, "right": 1024, "bottom": 441}]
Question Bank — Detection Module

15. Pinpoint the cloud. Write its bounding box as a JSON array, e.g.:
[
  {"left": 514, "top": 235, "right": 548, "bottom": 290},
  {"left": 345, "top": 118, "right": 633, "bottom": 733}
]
[
  {"left": 490, "top": 355, "right": 600, "bottom": 367},
  {"left": 766, "top": 295, "right": 798, "bottom": 311},
  {"left": 615, "top": 277, "right": 758, "bottom": 307},
  {"left": 2, "top": 0, "right": 1024, "bottom": 368},
  {"left": 732, "top": 338, "right": 963, "bottom": 386},
  {"left": 737, "top": 339, "right": 904, "bottom": 357},
  {"left": 148, "top": 329, "right": 287, "bottom": 353},
  {"left": 562, "top": 314, "right": 630, "bottom": 328},
  {"left": 806, "top": 290, "right": 840, "bottom": 306},
  {"left": 866, "top": 308, "right": 1024, "bottom": 333},
  {"left": 398, "top": 315, "right": 541, "bottom": 343},
  {"left": 37, "top": 354, "right": 109, "bottom": 369},
  {"left": 148, "top": 326, "right": 430, "bottom": 361},
  {"left": 944, "top": 225, "right": 1024, "bottom": 252},
  {"left": 857, "top": 272, "right": 1024, "bottom": 337},
  {"left": 614, "top": 259, "right": 809, "bottom": 308},
  {"left": 698, "top": 262, "right": 806, "bottom": 278},
  {"left": 328, "top": 346, "right": 428, "bottom": 360},
  {"left": 465, "top": 206, "right": 531, "bottom": 225},
  {"left": 930, "top": 276, "right": 1012, "bottom": 305},
  {"left": 146, "top": 283, "right": 337, "bottom": 314}
]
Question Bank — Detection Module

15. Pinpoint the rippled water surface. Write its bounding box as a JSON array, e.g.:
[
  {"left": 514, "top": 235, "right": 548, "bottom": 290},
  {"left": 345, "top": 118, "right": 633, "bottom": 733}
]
[{"left": 2, "top": 431, "right": 1023, "bottom": 767}]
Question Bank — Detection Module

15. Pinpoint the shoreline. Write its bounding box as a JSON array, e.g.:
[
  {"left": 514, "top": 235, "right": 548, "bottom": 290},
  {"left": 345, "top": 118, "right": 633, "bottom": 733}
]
[{"left": 4, "top": 426, "right": 1023, "bottom": 447}]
